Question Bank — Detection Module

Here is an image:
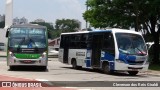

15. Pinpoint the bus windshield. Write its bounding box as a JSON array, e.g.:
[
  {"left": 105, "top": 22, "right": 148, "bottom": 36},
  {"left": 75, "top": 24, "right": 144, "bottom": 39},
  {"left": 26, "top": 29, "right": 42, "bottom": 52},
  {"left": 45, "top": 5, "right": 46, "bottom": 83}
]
[
  {"left": 9, "top": 28, "right": 47, "bottom": 48},
  {"left": 115, "top": 33, "right": 147, "bottom": 55}
]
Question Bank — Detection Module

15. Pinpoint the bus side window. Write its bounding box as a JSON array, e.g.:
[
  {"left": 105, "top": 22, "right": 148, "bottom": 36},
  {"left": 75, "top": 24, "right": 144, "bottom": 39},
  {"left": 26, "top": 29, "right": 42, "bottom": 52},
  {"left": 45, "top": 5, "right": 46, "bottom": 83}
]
[
  {"left": 70, "top": 35, "right": 76, "bottom": 48},
  {"left": 60, "top": 36, "right": 64, "bottom": 48},
  {"left": 86, "top": 34, "right": 92, "bottom": 48},
  {"left": 80, "top": 34, "right": 87, "bottom": 48},
  {"left": 60, "top": 35, "right": 70, "bottom": 48}
]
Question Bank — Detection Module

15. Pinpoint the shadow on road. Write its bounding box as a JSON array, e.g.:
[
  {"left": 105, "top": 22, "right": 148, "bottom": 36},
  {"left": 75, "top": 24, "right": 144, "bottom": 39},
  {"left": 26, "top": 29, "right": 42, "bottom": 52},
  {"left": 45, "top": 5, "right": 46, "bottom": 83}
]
[
  {"left": 8, "top": 66, "right": 48, "bottom": 72},
  {"left": 61, "top": 67, "right": 148, "bottom": 77}
]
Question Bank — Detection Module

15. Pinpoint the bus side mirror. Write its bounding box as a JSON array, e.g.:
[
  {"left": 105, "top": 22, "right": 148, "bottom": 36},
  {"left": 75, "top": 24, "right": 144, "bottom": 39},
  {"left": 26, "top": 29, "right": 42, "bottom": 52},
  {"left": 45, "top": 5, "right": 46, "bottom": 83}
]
[{"left": 6, "top": 28, "right": 9, "bottom": 37}]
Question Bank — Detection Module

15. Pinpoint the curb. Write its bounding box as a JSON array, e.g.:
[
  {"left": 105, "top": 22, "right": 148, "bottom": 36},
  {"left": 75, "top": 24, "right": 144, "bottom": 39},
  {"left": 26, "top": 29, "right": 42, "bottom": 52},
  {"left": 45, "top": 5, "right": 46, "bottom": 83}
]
[
  {"left": 0, "top": 56, "right": 6, "bottom": 57},
  {"left": 141, "top": 70, "right": 160, "bottom": 76},
  {"left": 147, "top": 70, "right": 160, "bottom": 75}
]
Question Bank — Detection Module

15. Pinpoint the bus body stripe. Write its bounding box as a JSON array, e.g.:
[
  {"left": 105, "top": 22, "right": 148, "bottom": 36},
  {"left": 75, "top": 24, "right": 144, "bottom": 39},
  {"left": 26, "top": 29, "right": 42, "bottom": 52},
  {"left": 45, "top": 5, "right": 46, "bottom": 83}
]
[
  {"left": 101, "top": 52, "right": 115, "bottom": 61},
  {"left": 86, "top": 59, "right": 91, "bottom": 67},
  {"left": 119, "top": 53, "right": 136, "bottom": 64}
]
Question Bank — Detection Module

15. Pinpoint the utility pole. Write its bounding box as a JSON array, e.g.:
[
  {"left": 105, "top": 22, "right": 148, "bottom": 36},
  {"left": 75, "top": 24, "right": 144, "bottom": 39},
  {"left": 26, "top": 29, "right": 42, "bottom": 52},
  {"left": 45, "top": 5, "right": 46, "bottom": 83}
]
[
  {"left": 5, "top": 0, "right": 13, "bottom": 29},
  {"left": 86, "top": 0, "right": 88, "bottom": 29}
]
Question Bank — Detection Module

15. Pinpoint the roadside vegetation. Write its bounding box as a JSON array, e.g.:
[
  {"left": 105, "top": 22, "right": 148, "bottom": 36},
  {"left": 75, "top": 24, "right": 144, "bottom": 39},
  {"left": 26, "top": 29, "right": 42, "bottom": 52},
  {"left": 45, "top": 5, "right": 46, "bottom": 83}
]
[
  {"left": 149, "top": 64, "right": 160, "bottom": 71},
  {"left": 31, "top": 19, "right": 80, "bottom": 39}
]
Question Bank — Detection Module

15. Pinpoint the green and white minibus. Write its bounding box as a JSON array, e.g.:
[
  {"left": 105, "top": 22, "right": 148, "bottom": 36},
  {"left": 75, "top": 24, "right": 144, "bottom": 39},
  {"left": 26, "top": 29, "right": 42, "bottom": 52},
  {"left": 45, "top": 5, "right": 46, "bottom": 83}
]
[{"left": 6, "top": 24, "right": 48, "bottom": 70}]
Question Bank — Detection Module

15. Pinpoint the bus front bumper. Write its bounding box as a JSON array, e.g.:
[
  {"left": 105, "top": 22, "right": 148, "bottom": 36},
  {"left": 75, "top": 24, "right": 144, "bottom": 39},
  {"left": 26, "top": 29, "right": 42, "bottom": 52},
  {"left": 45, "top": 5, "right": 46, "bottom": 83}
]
[
  {"left": 114, "top": 61, "right": 149, "bottom": 71},
  {"left": 8, "top": 58, "right": 48, "bottom": 66}
]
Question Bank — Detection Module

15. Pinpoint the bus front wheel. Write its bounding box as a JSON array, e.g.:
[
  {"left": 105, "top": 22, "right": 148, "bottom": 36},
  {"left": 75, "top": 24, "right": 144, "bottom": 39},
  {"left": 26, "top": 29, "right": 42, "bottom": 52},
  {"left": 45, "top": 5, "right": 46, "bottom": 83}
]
[
  {"left": 41, "top": 66, "right": 47, "bottom": 71},
  {"left": 102, "top": 62, "right": 111, "bottom": 74},
  {"left": 128, "top": 71, "right": 139, "bottom": 76}
]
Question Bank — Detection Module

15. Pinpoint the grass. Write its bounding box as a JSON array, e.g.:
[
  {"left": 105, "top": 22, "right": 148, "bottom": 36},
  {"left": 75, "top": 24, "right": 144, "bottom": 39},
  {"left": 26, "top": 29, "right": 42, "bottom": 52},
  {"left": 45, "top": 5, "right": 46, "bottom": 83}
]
[{"left": 149, "top": 64, "right": 160, "bottom": 71}]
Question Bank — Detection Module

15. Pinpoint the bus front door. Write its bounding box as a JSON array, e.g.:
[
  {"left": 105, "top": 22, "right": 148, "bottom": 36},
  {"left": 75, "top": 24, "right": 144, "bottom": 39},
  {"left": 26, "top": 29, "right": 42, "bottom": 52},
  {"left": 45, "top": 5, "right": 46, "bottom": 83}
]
[{"left": 91, "top": 35, "right": 102, "bottom": 67}]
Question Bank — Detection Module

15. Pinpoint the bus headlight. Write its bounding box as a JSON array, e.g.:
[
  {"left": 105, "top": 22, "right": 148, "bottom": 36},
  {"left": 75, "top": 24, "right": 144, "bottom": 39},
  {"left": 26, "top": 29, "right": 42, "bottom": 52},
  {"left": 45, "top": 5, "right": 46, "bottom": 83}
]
[
  {"left": 41, "top": 52, "right": 47, "bottom": 58},
  {"left": 9, "top": 51, "right": 14, "bottom": 57}
]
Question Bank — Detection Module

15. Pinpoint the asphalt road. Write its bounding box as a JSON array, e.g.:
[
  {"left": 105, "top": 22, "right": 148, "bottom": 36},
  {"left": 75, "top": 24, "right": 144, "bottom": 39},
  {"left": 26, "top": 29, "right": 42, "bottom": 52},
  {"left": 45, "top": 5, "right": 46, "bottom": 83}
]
[{"left": 0, "top": 57, "right": 160, "bottom": 90}]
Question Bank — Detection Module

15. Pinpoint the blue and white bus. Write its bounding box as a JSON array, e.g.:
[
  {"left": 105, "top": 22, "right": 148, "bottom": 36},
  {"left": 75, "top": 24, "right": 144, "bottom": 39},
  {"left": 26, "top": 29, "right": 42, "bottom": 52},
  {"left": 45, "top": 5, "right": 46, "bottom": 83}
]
[{"left": 58, "top": 29, "right": 149, "bottom": 75}]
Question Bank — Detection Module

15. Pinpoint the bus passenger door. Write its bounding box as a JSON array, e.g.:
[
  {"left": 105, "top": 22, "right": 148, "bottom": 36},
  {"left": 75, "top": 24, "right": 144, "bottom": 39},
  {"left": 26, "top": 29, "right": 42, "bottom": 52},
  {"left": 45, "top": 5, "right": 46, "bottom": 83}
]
[
  {"left": 91, "top": 35, "right": 102, "bottom": 67},
  {"left": 63, "top": 36, "right": 69, "bottom": 63}
]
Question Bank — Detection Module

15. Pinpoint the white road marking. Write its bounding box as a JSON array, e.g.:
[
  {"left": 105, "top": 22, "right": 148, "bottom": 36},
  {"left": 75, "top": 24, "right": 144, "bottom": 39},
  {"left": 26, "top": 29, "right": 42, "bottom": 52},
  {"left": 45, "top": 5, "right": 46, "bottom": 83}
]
[{"left": 35, "top": 79, "right": 93, "bottom": 90}]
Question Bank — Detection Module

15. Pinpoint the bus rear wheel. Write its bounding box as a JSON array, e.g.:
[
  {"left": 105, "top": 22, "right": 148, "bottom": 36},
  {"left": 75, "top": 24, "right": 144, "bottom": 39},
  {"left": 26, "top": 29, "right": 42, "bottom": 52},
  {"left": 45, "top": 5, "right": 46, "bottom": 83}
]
[
  {"left": 72, "top": 60, "right": 82, "bottom": 69},
  {"left": 9, "top": 66, "right": 15, "bottom": 70},
  {"left": 72, "top": 60, "right": 77, "bottom": 69},
  {"left": 128, "top": 71, "right": 139, "bottom": 76}
]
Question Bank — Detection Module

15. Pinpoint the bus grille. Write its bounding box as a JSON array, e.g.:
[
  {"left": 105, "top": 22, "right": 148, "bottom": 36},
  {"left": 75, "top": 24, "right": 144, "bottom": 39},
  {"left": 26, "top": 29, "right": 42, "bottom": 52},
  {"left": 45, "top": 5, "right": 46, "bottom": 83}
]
[{"left": 127, "top": 60, "right": 144, "bottom": 65}]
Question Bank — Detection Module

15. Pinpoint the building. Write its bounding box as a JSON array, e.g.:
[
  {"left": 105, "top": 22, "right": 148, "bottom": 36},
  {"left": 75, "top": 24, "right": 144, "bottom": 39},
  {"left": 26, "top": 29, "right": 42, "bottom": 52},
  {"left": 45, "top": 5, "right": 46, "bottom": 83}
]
[
  {"left": 48, "top": 37, "right": 60, "bottom": 51},
  {"left": 0, "top": 28, "right": 7, "bottom": 51},
  {"left": 0, "top": 15, "right": 5, "bottom": 22},
  {"left": 13, "top": 17, "right": 28, "bottom": 25}
]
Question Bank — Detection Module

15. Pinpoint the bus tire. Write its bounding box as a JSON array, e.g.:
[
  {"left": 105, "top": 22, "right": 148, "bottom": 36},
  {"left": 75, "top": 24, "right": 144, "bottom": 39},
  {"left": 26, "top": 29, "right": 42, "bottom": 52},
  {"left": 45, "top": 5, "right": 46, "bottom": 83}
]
[
  {"left": 71, "top": 59, "right": 82, "bottom": 69},
  {"left": 128, "top": 71, "right": 139, "bottom": 76},
  {"left": 41, "top": 66, "right": 47, "bottom": 71},
  {"left": 9, "top": 66, "right": 15, "bottom": 70},
  {"left": 102, "top": 62, "right": 111, "bottom": 74},
  {"left": 72, "top": 60, "right": 77, "bottom": 69},
  {"left": 77, "top": 66, "right": 82, "bottom": 70}
]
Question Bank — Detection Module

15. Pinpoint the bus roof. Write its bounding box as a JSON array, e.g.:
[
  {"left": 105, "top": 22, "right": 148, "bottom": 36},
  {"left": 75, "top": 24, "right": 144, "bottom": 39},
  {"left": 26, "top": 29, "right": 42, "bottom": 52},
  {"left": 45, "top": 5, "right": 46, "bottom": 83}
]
[
  {"left": 61, "top": 28, "right": 141, "bottom": 35},
  {"left": 10, "top": 24, "right": 46, "bottom": 29}
]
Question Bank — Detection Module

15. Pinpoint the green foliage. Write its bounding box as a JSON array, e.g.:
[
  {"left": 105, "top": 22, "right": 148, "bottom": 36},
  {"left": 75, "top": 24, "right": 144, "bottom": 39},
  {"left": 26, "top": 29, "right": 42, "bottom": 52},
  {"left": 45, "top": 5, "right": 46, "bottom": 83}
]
[
  {"left": 149, "top": 64, "right": 160, "bottom": 71},
  {"left": 84, "top": 0, "right": 160, "bottom": 30},
  {"left": 0, "top": 21, "right": 5, "bottom": 28},
  {"left": 31, "top": 19, "right": 80, "bottom": 39},
  {"left": 54, "top": 19, "right": 80, "bottom": 37},
  {"left": 148, "top": 44, "right": 160, "bottom": 63},
  {"left": 55, "top": 19, "right": 80, "bottom": 32}
]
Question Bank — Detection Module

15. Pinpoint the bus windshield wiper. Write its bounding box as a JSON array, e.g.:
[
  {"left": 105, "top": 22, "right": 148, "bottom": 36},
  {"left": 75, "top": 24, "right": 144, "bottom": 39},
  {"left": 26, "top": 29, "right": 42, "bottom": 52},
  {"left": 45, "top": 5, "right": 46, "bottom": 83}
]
[
  {"left": 136, "top": 47, "right": 146, "bottom": 55},
  {"left": 131, "top": 41, "right": 146, "bottom": 56},
  {"left": 18, "top": 37, "right": 26, "bottom": 47},
  {"left": 17, "top": 37, "right": 25, "bottom": 51},
  {"left": 29, "top": 38, "right": 39, "bottom": 52}
]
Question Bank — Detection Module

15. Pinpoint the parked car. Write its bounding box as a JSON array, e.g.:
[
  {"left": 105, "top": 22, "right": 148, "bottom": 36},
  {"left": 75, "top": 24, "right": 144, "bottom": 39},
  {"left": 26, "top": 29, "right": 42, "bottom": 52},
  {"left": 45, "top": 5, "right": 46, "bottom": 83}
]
[{"left": 48, "top": 49, "right": 59, "bottom": 57}]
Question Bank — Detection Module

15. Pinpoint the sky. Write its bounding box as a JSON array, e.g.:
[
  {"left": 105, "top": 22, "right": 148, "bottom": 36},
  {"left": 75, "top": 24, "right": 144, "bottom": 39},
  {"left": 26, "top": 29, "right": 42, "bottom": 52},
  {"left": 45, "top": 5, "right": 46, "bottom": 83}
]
[{"left": 0, "top": 0, "right": 87, "bottom": 28}]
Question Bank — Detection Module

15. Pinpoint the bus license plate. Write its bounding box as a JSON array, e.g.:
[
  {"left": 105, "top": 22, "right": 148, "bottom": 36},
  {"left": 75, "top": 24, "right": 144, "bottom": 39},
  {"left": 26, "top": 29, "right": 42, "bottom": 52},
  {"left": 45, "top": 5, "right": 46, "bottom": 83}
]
[
  {"left": 23, "top": 60, "right": 32, "bottom": 63},
  {"left": 132, "top": 69, "right": 138, "bottom": 71}
]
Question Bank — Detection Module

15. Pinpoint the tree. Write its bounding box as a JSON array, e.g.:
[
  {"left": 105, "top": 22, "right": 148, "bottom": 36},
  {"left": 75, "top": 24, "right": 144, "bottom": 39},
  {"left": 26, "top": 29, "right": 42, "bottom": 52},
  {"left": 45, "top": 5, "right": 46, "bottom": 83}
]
[
  {"left": 54, "top": 19, "right": 80, "bottom": 35},
  {"left": 30, "top": 22, "right": 55, "bottom": 39},
  {"left": 83, "top": 0, "right": 160, "bottom": 64}
]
